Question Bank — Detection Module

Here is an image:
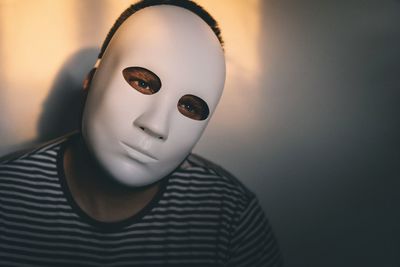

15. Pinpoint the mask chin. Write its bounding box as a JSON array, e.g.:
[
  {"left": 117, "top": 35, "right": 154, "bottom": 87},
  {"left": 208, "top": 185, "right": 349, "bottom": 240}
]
[
  {"left": 92, "top": 148, "right": 186, "bottom": 187},
  {"left": 101, "top": 152, "right": 187, "bottom": 188}
]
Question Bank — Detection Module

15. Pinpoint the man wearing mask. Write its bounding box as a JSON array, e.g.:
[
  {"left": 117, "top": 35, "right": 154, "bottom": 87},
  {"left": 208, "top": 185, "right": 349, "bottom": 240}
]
[{"left": 0, "top": 0, "right": 283, "bottom": 266}]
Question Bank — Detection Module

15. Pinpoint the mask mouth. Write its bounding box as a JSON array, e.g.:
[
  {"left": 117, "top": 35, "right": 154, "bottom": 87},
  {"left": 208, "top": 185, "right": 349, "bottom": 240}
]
[{"left": 120, "top": 141, "right": 158, "bottom": 163}]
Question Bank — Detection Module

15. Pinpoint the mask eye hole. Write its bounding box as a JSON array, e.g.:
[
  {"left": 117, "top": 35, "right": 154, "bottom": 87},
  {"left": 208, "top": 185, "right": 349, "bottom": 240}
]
[
  {"left": 122, "top": 67, "right": 161, "bottom": 95},
  {"left": 177, "top": 94, "right": 209, "bottom": 121}
]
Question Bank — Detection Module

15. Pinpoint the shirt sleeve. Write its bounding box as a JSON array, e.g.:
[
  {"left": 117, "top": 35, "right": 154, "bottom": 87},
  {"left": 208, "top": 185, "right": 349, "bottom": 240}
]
[{"left": 227, "top": 197, "right": 284, "bottom": 267}]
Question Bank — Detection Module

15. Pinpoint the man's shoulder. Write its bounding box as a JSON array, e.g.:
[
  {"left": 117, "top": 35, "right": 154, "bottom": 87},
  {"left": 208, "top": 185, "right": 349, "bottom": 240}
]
[
  {"left": 0, "top": 134, "right": 71, "bottom": 200},
  {"left": 0, "top": 133, "right": 72, "bottom": 166},
  {"left": 176, "top": 153, "right": 255, "bottom": 203}
]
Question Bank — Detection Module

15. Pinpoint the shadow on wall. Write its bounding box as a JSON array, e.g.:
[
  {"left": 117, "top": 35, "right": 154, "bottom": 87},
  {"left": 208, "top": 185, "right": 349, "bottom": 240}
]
[
  {"left": 259, "top": 0, "right": 400, "bottom": 267},
  {"left": 37, "top": 48, "right": 98, "bottom": 142}
]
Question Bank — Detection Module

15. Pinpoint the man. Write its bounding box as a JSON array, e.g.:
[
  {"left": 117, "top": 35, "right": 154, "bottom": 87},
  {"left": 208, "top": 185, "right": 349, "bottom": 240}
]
[{"left": 0, "top": 0, "right": 283, "bottom": 266}]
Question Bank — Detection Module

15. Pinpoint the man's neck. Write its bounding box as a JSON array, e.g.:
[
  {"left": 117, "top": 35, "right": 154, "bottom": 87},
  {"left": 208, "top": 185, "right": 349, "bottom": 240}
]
[{"left": 63, "top": 135, "right": 160, "bottom": 222}]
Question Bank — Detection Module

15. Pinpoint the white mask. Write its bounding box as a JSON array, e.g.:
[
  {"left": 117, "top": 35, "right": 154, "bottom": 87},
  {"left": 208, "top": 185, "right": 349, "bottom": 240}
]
[{"left": 82, "top": 5, "right": 226, "bottom": 187}]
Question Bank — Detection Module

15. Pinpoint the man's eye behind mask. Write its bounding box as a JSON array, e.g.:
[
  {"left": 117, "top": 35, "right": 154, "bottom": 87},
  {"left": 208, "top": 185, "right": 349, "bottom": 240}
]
[
  {"left": 123, "top": 67, "right": 161, "bottom": 95},
  {"left": 122, "top": 67, "right": 209, "bottom": 121},
  {"left": 177, "top": 94, "right": 209, "bottom": 121}
]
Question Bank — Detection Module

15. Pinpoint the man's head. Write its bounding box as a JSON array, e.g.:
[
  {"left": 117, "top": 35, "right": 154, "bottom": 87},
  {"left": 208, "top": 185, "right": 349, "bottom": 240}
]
[
  {"left": 98, "top": 0, "right": 224, "bottom": 60},
  {"left": 82, "top": 0, "right": 226, "bottom": 187}
]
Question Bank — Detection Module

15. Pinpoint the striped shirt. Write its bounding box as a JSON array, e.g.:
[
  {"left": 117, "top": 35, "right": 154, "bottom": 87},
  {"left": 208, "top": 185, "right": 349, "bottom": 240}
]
[{"left": 0, "top": 134, "right": 283, "bottom": 266}]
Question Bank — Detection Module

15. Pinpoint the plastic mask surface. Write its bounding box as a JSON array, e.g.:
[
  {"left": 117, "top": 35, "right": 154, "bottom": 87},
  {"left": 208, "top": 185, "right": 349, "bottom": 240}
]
[{"left": 82, "top": 5, "right": 226, "bottom": 187}]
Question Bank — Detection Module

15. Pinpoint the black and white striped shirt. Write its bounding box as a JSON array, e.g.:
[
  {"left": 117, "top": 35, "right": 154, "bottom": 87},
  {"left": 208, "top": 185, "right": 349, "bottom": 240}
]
[{"left": 0, "top": 134, "right": 283, "bottom": 266}]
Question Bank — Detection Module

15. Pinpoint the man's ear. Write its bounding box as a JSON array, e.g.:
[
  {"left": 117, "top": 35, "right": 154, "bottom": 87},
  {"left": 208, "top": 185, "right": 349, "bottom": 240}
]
[{"left": 83, "top": 67, "right": 97, "bottom": 91}]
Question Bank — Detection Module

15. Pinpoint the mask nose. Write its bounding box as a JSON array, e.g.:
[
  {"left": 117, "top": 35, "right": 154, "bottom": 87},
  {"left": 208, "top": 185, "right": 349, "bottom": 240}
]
[{"left": 133, "top": 107, "right": 170, "bottom": 141}]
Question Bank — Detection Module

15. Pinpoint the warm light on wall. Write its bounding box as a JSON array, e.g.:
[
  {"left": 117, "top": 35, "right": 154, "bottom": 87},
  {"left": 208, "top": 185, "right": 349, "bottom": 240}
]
[
  {"left": 196, "top": 0, "right": 263, "bottom": 132},
  {"left": 0, "top": 0, "right": 77, "bottom": 143},
  {"left": 198, "top": 0, "right": 261, "bottom": 79}
]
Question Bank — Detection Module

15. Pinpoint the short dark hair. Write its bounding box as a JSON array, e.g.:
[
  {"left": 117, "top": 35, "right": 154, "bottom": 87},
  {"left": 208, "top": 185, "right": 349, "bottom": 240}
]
[{"left": 98, "top": 0, "right": 224, "bottom": 59}]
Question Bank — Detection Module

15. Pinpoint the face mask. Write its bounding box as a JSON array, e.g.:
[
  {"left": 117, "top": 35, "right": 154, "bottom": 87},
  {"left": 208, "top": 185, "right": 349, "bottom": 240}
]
[{"left": 82, "top": 5, "right": 226, "bottom": 187}]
